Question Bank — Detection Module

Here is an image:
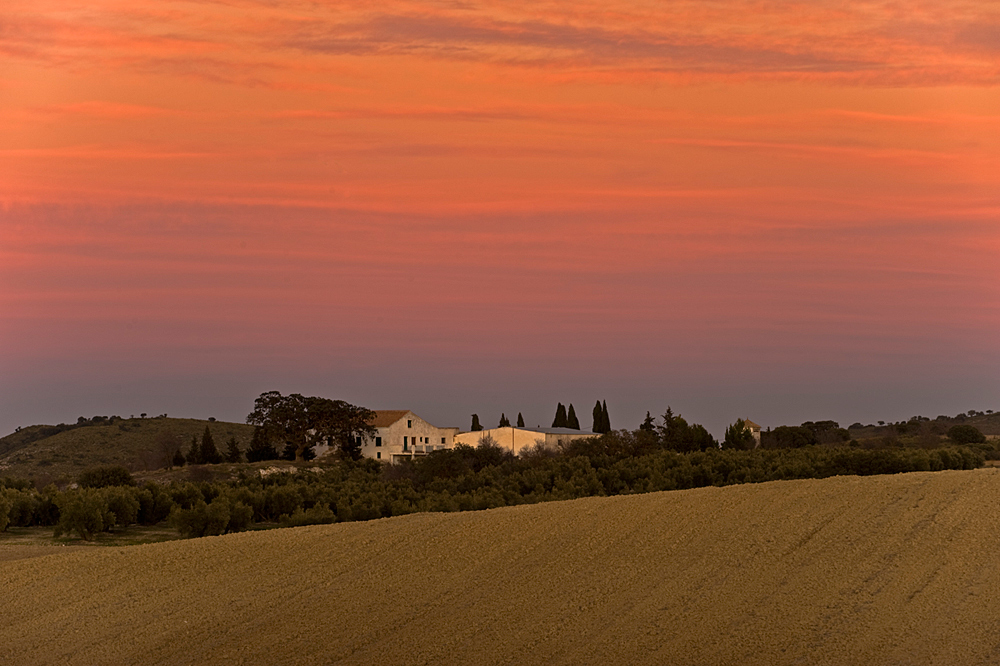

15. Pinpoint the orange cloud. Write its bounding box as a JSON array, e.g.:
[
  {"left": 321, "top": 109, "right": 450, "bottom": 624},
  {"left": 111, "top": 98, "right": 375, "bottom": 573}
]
[{"left": 1, "top": 0, "right": 997, "bottom": 435}]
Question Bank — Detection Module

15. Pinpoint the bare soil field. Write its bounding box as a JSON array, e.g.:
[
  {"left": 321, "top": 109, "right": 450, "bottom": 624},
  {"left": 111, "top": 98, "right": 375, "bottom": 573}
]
[{"left": 3, "top": 469, "right": 1000, "bottom": 665}]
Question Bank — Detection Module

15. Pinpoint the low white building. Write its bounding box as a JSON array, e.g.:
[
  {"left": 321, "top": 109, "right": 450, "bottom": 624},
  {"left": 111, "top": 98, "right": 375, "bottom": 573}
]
[
  {"left": 453, "top": 426, "right": 599, "bottom": 456},
  {"left": 359, "top": 410, "right": 460, "bottom": 463}
]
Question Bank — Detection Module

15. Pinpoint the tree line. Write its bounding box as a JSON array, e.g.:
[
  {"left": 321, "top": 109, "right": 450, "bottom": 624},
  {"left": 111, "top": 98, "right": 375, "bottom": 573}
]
[
  {"left": 470, "top": 400, "right": 612, "bottom": 433},
  {"left": 0, "top": 410, "right": 983, "bottom": 541}
]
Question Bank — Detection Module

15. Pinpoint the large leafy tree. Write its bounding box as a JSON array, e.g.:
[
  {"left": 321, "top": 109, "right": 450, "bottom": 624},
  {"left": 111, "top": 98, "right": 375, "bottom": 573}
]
[{"left": 246, "top": 391, "right": 376, "bottom": 461}]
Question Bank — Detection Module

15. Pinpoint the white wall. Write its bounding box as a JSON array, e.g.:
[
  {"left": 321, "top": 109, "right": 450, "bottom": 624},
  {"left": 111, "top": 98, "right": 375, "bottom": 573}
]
[{"left": 361, "top": 412, "right": 459, "bottom": 462}]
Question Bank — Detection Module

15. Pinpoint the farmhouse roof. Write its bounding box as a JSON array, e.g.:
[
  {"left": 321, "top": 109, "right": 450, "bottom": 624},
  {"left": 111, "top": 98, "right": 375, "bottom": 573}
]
[
  {"left": 471, "top": 426, "right": 597, "bottom": 436},
  {"left": 534, "top": 427, "right": 598, "bottom": 435},
  {"left": 368, "top": 410, "right": 411, "bottom": 427},
  {"left": 744, "top": 419, "right": 761, "bottom": 430}
]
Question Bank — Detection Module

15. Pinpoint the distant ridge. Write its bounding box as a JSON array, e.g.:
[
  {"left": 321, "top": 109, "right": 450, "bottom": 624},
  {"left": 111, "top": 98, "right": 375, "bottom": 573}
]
[{"left": 0, "top": 417, "right": 254, "bottom": 481}]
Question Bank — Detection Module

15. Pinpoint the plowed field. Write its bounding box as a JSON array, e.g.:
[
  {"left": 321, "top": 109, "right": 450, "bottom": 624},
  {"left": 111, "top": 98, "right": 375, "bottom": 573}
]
[{"left": 4, "top": 469, "right": 1000, "bottom": 665}]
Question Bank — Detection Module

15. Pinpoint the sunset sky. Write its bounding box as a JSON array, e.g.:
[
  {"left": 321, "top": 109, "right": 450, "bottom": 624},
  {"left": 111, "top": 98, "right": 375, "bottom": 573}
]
[{"left": 2, "top": 0, "right": 998, "bottom": 436}]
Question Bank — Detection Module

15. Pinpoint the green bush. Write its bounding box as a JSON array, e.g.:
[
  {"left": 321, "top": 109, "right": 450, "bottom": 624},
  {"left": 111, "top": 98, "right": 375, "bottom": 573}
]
[
  {"left": 171, "top": 491, "right": 253, "bottom": 537},
  {"left": 102, "top": 487, "right": 140, "bottom": 528},
  {"left": 78, "top": 466, "right": 136, "bottom": 488},
  {"left": 136, "top": 484, "right": 175, "bottom": 525},
  {"left": 948, "top": 425, "right": 987, "bottom": 445},
  {"left": 4, "top": 489, "right": 37, "bottom": 527},
  {"left": 279, "top": 505, "right": 336, "bottom": 527},
  {"left": 0, "top": 492, "right": 11, "bottom": 532},
  {"left": 54, "top": 490, "right": 110, "bottom": 540},
  {"left": 172, "top": 499, "right": 230, "bottom": 538}
]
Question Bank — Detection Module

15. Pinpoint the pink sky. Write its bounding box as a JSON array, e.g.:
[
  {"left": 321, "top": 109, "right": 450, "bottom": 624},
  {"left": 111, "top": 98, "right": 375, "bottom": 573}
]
[{"left": 2, "top": 0, "right": 998, "bottom": 435}]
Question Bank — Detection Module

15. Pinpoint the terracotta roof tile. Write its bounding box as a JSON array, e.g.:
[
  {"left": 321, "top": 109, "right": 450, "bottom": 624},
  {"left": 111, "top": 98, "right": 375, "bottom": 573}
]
[{"left": 369, "top": 410, "right": 411, "bottom": 427}]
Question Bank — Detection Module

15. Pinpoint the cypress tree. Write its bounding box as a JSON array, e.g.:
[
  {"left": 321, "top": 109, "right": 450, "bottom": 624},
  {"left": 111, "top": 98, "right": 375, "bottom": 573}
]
[
  {"left": 172, "top": 448, "right": 186, "bottom": 467},
  {"left": 566, "top": 404, "right": 580, "bottom": 430},
  {"left": 516, "top": 412, "right": 525, "bottom": 428},
  {"left": 186, "top": 434, "right": 201, "bottom": 465},
  {"left": 602, "top": 400, "right": 611, "bottom": 433},
  {"left": 552, "top": 403, "right": 568, "bottom": 428},
  {"left": 592, "top": 401, "right": 603, "bottom": 433},
  {"left": 200, "top": 426, "right": 223, "bottom": 464},
  {"left": 245, "top": 426, "right": 278, "bottom": 463},
  {"left": 471, "top": 414, "right": 483, "bottom": 431},
  {"left": 723, "top": 419, "right": 755, "bottom": 450},
  {"left": 225, "top": 437, "right": 242, "bottom": 463},
  {"left": 499, "top": 413, "right": 511, "bottom": 427}
]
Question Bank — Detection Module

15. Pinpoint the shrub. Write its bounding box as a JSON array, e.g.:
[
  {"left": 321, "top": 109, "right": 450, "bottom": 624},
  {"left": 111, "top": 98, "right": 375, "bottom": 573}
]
[
  {"left": 227, "top": 501, "right": 254, "bottom": 533},
  {"left": 723, "top": 419, "right": 756, "bottom": 450},
  {"left": 765, "top": 426, "right": 817, "bottom": 448},
  {"left": 265, "top": 484, "right": 303, "bottom": 520},
  {"left": 0, "top": 493, "right": 11, "bottom": 531},
  {"left": 279, "top": 505, "right": 336, "bottom": 527},
  {"left": 101, "top": 487, "right": 140, "bottom": 528},
  {"left": 948, "top": 425, "right": 987, "bottom": 445},
  {"left": 78, "top": 466, "right": 136, "bottom": 488},
  {"left": 54, "top": 490, "right": 110, "bottom": 540},
  {"left": 172, "top": 499, "right": 228, "bottom": 538},
  {"left": 4, "top": 489, "right": 37, "bottom": 527},
  {"left": 138, "top": 486, "right": 175, "bottom": 525}
]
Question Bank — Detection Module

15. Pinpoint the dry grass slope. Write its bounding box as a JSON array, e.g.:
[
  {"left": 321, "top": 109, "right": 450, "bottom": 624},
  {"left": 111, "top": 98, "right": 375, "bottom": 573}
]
[
  {"left": 0, "top": 418, "right": 254, "bottom": 481},
  {"left": 3, "top": 470, "right": 1000, "bottom": 665}
]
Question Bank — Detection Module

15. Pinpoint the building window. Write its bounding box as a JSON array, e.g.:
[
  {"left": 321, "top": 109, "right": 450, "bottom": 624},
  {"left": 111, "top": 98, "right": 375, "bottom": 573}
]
[
  {"left": 376, "top": 452, "right": 381, "bottom": 459},
  {"left": 407, "top": 420, "right": 412, "bottom": 428},
  {"left": 375, "top": 436, "right": 382, "bottom": 447},
  {"left": 441, "top": 437, "right": 445, "bottom": 444}
]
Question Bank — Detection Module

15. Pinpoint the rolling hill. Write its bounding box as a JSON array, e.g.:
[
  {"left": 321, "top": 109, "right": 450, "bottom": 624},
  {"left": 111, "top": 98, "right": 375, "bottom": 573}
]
[
  {"left": 3, "top": 469, "right": 1000, "bottom": 665},
  {"left": 0, "top": 417, "right": 255, "bottom": 483}
]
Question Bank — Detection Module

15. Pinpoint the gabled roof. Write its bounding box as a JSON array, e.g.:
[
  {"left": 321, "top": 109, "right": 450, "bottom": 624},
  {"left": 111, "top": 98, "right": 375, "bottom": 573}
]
[
  {"left": 533, "top": 427, "right": 599, "bottom": 435},
  {"left": 368, "top": 410, "right": 411, "bottom": 428},
  {"left": 468, "top": 426, "right": 597, "bottom": 436},
  {"left": 744, "top": 419, "right": 761, "bottom": 430}
]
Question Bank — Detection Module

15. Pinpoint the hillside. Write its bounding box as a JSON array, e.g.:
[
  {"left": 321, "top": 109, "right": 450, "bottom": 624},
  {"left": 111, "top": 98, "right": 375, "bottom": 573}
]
[
  {"left": 847, "top": 410, "right": 1000, "bottom": 440},
  {"left": 3, "top": 469, "right": 1000, "bottom": 665},
  {"left": 0, "top": 417, "right": 255, "bottom": 483}
]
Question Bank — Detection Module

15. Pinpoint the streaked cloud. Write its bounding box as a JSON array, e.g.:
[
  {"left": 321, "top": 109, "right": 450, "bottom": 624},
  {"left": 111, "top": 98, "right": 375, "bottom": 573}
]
[{"left": 3, "top": 1, "right": 999, "bottom": 84}]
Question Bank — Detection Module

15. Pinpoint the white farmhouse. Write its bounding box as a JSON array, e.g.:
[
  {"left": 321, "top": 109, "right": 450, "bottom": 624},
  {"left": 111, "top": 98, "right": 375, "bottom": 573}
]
[
  {"left": 359, "top": 410, "right": 460, "bottom": 463},
  {"left": 453, "top": 426, "right": 599, "bottom": 456}
]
